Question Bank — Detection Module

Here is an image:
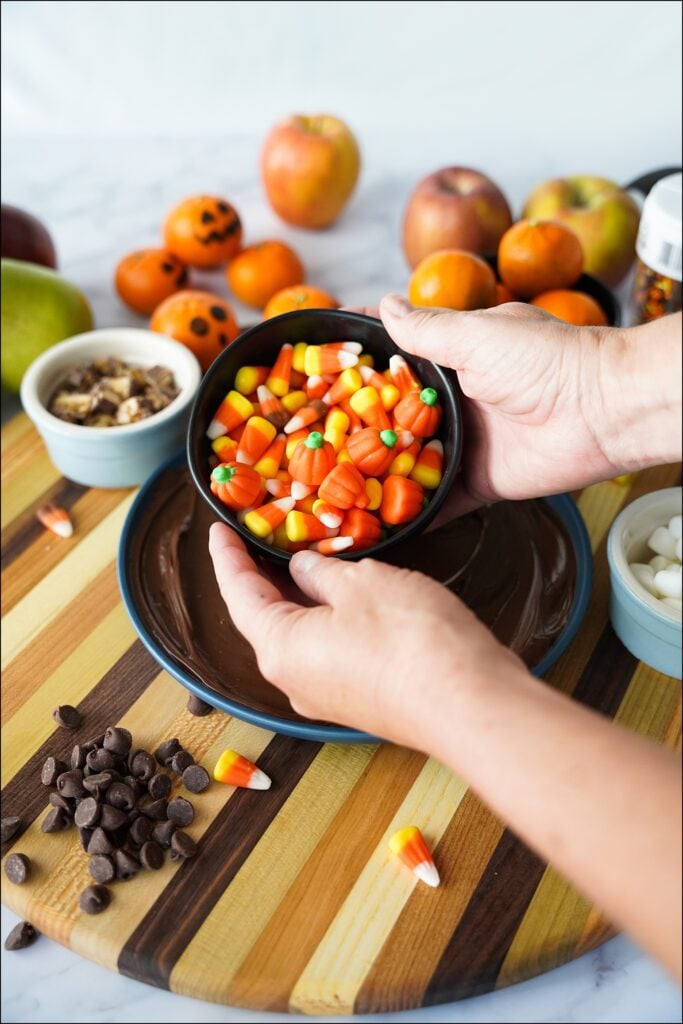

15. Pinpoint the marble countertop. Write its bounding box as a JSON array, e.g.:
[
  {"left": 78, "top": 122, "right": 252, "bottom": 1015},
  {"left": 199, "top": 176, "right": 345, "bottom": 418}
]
[{"left": 1, "top": 135, "right": 681, "bottom": 1024}]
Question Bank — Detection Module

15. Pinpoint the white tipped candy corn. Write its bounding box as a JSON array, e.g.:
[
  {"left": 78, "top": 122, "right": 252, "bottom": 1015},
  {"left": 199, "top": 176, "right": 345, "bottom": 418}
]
[
  {"left": 36, "top": 503, "right": 73, "bottom": 538},
  {"left": 647, "top": 526, "right": 678, "bottom": 559},
  {"left": 213, "top": 749, "right": 271, "bottom": 790},
  {"left": 388, "top": 826, "right": 440, "bottom": 888}
]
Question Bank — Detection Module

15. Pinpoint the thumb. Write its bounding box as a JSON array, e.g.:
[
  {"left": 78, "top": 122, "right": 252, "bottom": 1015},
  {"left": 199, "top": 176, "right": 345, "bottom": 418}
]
[
  {"left": 380, "top": 294, "right": 478, "bottom": 371},
  {"left": 289, "top": 550, "right": 354, "bottom": 605}
]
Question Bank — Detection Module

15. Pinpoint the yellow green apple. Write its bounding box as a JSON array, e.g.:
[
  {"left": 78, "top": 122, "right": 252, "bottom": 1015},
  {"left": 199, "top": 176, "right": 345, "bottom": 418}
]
[
  {"left": 1, "top": 259, "right": 93, "bottom": 392},
  {"left": 522, "top": 176, "right": 640, "bottom": 286}
]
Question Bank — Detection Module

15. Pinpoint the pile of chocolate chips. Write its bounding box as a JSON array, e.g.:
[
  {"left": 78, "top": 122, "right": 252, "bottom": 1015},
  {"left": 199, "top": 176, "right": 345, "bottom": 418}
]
[{"left": 48, "top": 357, "right": 179, "bottom": 427}]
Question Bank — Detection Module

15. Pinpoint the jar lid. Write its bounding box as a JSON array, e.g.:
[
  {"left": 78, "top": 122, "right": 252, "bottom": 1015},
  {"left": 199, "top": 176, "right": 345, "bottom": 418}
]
[{"left": 636, "top": 172, "right": 682, "bottom": 281}]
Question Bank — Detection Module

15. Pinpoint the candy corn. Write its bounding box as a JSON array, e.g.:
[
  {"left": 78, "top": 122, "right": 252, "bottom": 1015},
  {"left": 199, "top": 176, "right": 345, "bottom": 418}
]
[
  {"left": 305, "top": 374, "right": 329, "bottom": 401},
  {"left": 312, "top": 498, "right": 344, "bottom": 529},
  {"left": 291, "top": 481, "right": 316, "bottom": 501},
  {"left": 388, "top": 826, "right": 439, "bottom": 888},
  {"left": 211, "top": 434, "right": 238, "bottom": 462},
  {"left": 265, "top": 470, "right": 292, "bottom": 498},
  {"left": 410, "top": 439, "right": 443, "bottom": 489},
  {"left": 206, "top": 390, "right": 254, "bottom": 440},
  {"left": 36, "top": 502, "right": 73, "bottom": 538},
  {"left": 311, "top": 536, "right": 354, "bottom": 555},
  {"left": 349, "top": 386, "right": 392, "bottom": 430},
  {"left": 235, "top": 365, "right": 269, "bottom": 396},
  {"left": 281, "top": 390, "right": 308, "bottom": 415},
  {"left": 285, "top": 428, "right": 311, "bottom": 461},
  {"left": 253, "top": 433, "right": 286, "bottom": 478},
  {"left": 266, "top": 343, "right": 293, "bottom": 397},
  {"left": 257, "top": 385, "right": 289, "bottom": 431},
  {"left": 359, "top": 365, "right": 401, "bottom": 411},
  {"left": 236, "top": 416, "right": 277, "bottom": 465},
  {"left": 284, "top": 399, "right": 329, "bottom": 434},
  {"left": 286, "top": 510, "right": 335, "bottom": 543},
  {"left": 213, "top": 749, "right": 272, "bottom": 790},
  {"left": 326, "top": 341, "right": 363, "bottom": 354},
  {"left": 387, "top": 440, "right": 420, "bottom": 478},
  {"left": 322, "top": 367, "right": 363, "bottom": 406},
  {"left": 389, "top": 354, "right": 422, "bottom": 395},
  {"left": 364, "top": 477, "right": 383, "bottom": 511},
  {"left": 292, "top": 341, "right": 309, "bottom": 374},
  {"left": 243, "top": 496, "right": 295, "bottom": 539},
  {"left": 304, "top": 345, "right": 359, "bottom": 376}
]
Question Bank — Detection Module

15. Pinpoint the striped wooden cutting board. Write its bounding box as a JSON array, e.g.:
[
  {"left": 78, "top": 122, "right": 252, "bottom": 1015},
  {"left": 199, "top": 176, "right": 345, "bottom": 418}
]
[{"left": 1, "top": 413, "right": 681, "bottom": 1014}]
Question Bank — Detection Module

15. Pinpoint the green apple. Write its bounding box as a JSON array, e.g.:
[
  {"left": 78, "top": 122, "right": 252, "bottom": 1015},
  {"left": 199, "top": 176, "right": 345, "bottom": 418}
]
[
  {"left": 1, "top": 259, "right": 93, "bottom": 392},
  {"left": 522, "top": 176, "right": 640, "bottom": 286}
]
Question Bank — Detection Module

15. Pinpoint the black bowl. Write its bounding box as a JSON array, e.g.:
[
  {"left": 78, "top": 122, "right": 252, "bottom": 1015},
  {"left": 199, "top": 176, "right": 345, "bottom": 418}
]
[{"left": 187, "top": 309, "right": 462, "bottom": 563}]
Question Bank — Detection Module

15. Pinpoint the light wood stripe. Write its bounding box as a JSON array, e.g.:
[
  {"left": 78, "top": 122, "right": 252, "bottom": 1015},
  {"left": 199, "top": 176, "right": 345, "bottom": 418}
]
[
  {"left": 0, "top": 411, "right": 33, "bottom": 458},
  {"left": 0, "top": 415, "right": 45, "bottom": 486},
  {"left": 170, "top": 743, "right": 376, "bottom": 1003},
  {"left": 574, "top": 905, "right": 615, "bottom": 958},
  {"left": 613, "top": 661, "right": 682, "bottom": 742},
  {"left": 577, "top": 478, "right": 633, "bottom": 552},
  {"left": 1, "top": 603, "right": 135, "bottom": 786},
  {"left": 0, "top": 449, "right": 61, "bottom": 529},
  {"left": 1, "top": 564, "right": 121, "bottom": 725},
  {"left": 288, "top": 760, "right": 469, "bottom": 1016},
  {"left": 1, "top": 493, "right": 135, "bottom": 669}
]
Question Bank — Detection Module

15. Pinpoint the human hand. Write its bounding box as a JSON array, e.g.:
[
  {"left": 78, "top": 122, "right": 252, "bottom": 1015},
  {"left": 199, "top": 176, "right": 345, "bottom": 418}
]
[{"left": 208, "top": 523, "right": 524, "bottom": 747}]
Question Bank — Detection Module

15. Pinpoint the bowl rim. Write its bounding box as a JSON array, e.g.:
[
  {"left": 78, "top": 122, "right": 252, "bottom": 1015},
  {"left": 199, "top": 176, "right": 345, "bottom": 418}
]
[
  {"left": 607, "top": 487, "right": 682, "bottom": 624},
  {"left": 186, "top": 308, "right": 463, "bottom": 563},
  {"left": 20, "top": 328, "right": 202, "bottom": 439}
]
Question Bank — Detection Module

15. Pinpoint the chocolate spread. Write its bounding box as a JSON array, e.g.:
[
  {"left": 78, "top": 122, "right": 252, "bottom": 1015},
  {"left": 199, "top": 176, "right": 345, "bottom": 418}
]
[{"left": 127, "top": 467, "right": 577, "bottom": 724}]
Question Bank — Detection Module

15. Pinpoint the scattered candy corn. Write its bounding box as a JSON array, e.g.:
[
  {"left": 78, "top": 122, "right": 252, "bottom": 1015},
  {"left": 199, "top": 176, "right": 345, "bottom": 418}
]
[
  {"left": 243, "top": 496, "right": 295, "bottom": 539},
  {"left": 388, "top": 826, "right": 440, "bottom": 888},
  {"left": 257, "top": 384, "right": 289, "bottom": 431},
  {"left": 235, "top": 365, "right": 269, "bottom": 396},
  {"left": 206, "top": 390, "right": 253, "bottom": 440},
  {"left": 36, "top": 502, "right": 73, "bottom": 538},
  {"left": 266, "top": 343, "right": 293, "bottom": 397},
  {"left": 236, "top": 416, "right": 277, "bottom": 466},
  {"left": 213, "top": 749, "right": 272, "bottom": 790}
]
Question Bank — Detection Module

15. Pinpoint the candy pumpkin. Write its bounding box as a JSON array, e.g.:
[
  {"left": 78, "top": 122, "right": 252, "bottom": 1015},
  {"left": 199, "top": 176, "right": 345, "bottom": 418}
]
[
  {"left": 150, "top": 290, "right": 239, "bottom": 372},
  {"left": 339, "top": 508, "right": 382, "bottom": 550},
  {"left": 288, "top": 431, "right": 336, "bottom": 486},
  {"left": 393, "top": 387, "right": 442, "bottom": 438},
  {"left": 163, "top": 195, "right": 242, "bottom": 268},
  {"left": 115, "top": 248, "right": 188, "bottom": 315},
  {"left": 318, "top": 462, "right": 366, "bottom": 510},
  {"left": 210, "top": 463, "right": 262, "bottom": 510},
  {"left": 380, "top": 475, "right": 424, "bottom": 525},
  {"left": 346, "top": 427, "right": 398, "bottom": 476}
]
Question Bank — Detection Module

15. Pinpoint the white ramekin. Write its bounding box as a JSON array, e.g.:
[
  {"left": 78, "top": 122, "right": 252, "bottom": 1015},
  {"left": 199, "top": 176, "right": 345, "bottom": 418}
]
[{"left": 20, "top": 328, "right": 201, "bottom": 488}]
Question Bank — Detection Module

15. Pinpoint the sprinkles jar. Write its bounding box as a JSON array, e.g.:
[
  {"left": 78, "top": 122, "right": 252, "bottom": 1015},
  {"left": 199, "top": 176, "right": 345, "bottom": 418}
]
[{"left": 632, "top": 172, "right": 682, "bottom": 324}]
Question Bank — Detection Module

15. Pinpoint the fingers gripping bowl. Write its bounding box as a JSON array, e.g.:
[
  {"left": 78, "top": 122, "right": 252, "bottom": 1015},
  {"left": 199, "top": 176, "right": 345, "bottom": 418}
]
[{"left": 187, "top": 310, "right": 462, "bottom": 562}]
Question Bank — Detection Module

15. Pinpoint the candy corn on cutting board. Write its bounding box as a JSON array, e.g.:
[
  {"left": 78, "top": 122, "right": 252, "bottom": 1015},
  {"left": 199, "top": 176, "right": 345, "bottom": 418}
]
[{"left": 1, "top": 413, "right": 681, "bottom": 1015}]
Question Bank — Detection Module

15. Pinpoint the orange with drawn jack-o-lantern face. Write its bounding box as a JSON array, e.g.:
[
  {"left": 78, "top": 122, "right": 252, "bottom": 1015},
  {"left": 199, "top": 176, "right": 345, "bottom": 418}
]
[
  {"left": 163, "top": 195, "right": 243, "bottom": 268},
  {"left": 149, "top": 290, "right": 239, "bottom": 372}
]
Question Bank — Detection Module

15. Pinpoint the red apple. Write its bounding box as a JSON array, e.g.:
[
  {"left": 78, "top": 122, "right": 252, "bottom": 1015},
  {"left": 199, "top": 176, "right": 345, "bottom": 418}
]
[
  {"left": 402, "top": 167, "right": 513, "bottom": 269},
  {"left": 261, "top": 115, "right": 360, "bottom": 229},
  {"left": 522, "top": 176, "right": 640, "bottom": 286},
  {"left": 1, "top": 204, "right": 57, "bottom": 268}
]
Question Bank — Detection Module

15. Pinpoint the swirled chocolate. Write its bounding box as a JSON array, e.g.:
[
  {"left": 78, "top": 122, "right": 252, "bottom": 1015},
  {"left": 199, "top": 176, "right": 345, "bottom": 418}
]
[{"left": 127, "top": 467, "right": 577, "bottom": 724}]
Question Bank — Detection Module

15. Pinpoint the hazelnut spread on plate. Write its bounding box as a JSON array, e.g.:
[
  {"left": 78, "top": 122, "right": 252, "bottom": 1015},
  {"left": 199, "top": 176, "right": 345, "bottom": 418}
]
[{"left": 48, "top": 357, "right": 178, "bottom": 427}]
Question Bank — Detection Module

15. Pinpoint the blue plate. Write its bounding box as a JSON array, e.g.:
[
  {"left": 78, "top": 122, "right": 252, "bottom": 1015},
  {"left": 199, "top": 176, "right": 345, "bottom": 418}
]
[{"left": 118, "top": 450, "right": 592, "bottom": 743}]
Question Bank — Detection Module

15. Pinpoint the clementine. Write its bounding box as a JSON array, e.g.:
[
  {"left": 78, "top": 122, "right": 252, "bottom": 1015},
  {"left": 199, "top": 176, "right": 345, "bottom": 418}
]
[
  {"left": 226, "top": 240, "right": 304, "bottom": 309},
  {"left": 163, "top": 196, "right": 242, "bottom": 268},
  {"left": 530, "top": 289, "right": 608, "bottom": 326},
  {"left": 407, "top": 250, "right": 497, "bottom": 310},
  {"left": 495, "top": 282, "right": 517, "bottom": 305},
  {"left": 263, "top": 284, "right": 339, "bottom": 319},
  {"left": 115, "top": 248, "right": 188, "bottom": 315},
  {"left": 498, "top": 219, "right": 583, "bottom": 298},
  {"left": 150, "top": 290, "right": 239, "bottom": 371}
]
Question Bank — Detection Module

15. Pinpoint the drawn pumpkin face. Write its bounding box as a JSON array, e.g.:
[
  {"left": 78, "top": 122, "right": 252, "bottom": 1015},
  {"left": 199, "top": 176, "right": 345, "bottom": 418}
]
[
  {"left": 163, "top": 195, "right": 243, "bottom": 268},
  {"left": 149, "top": 290, "right": 239, "bottom": 372}
]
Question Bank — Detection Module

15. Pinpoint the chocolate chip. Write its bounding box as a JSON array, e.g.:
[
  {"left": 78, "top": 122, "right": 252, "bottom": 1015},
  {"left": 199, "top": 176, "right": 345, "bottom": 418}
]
[
  {"left": 182, "top": 764, "right": 210, "bottom": 794},
  {"left": 170, "top": 750, "right": 194, "bottom": 775},
  {"left": 52, "top": 704, "right": 82, "bottom": 730},
  {"left": 79, "top": 885, "right": 110, "bottom": 915},
  {"left": 4, "top": 921, "right": 38, "bottom": 950},
  {"left": 86, "top": 748, "right": 115, "bottom": 773},
  {"left": 151, "top": 820, "right": 176, "bottom": 849},
  {"left": 83, "top": 734, "right": 105, "bottom": 752},
  {"left": 106, "top": 782, "right": 136, "bottom": 811},
  {"left": 74, "top": 797, "right": 100, "bottom": 829},
  {"left": 1, "top": 817, "right": 22, "bottom": 843},
  {"left": 154, "top": 738, "right": 182, "bottom": 765},
  {"left": 129, "top": 816, "right": 153, "bottom": 846},
  {"left": 108, "top": 825, "right": 130, "bottom": 849},
  {"left": 87, "top": 827, "right": 114, "bottom": 856},
  {"left": 82, "top": 772, "right": 113, "bottom": 798},
  {"left": 48, "top": 792, "right": 74, "bottom": 815},
  {"left": 4, "top": 853, "right": 31, "bottom": 884},
  {"left": 139, "top": 841, "right": 164, "bottom": 870},
  {"left": 167, "top": 797, "right": 194, "bottom": 827},
  {"left": 70, "top": 745, "right": 87, "bottom": 770},
  {"left": 129, "top": 749, "right": 156, "bottom": 781},
  {"left": 209, "top": 304, "right": 227, "bottom": 321},
  {"left": 103, "top": 727, "right": 132, "bottom": 757},
  {"left": 113, "top": 849, "right": 139, "bottom": 880},
  {"left": 200, "top": 210, "right": 215, "bottom": 223},
  {"left": 186, "top": 694, "right": 213, "bottom": 717},
  {"left": 170, "top": 830, "right": 197, "bottom": 860},
  {"left": 139, "top": 797, "right": 168, "bottom": 821},
  {"left": 99, "top": 805, "right": 128, "bottom": 832},
  {"left": 189, "top": 316, "right": 209, "bottom": 337},
  {"left": 79, "top": 827, "right": 94, "bottom": 851},
  {"left": 123, "top": 775, "right": 145, "bottom": 797},
  {"left": 41, "top": 807, "right": 69, "bottom": 833},
  {"left": 88, "top": 854, "right": 115, "bottom": 884},
  {"left": 148, "top": 773, "right": 172, "bottom": 800},
  {"left": 57, "top": 769, "right": 85, "bottom": 798},
  {"left": 41, "top": 756, "right": 67, "bottom": 786}
]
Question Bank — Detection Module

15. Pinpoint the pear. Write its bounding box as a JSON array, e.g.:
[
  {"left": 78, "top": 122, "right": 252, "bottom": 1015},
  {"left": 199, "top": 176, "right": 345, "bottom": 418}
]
[{"left": 1, "top": 259, "right": 93, "bottom": 392}]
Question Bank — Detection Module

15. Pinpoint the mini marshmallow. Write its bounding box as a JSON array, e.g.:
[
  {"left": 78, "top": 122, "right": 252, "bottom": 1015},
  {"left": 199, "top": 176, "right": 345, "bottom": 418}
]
[
  {"left": 662, "top": 596, "right": 682, "bottom": 611},
  {"left": 629, "top": 563, "right": 659, "bottom": 596},
  {"left": 649, "top": 554, "right": 672, "bottom": 573},
  {"left": 654, "top": 568, "right": 683, "bottom": 600},
  {"left": 668, "top": 514, "right": 682, "bottom": 540},
  {"left": 647, "top": 526, "right": 678, "bottom": 560}
]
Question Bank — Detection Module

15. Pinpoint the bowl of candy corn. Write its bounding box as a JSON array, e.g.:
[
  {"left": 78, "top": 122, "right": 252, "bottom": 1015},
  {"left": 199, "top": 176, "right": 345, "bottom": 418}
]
[{"left": 187, "top": 310, "right": 462, "bottom": 561}]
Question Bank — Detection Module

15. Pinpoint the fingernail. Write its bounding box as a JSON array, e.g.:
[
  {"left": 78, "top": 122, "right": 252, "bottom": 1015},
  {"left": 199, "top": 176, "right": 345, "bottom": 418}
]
[
  {"left": 290, "top": 550, "right": 321, "bottom": 574},
  {"left": 382, "top": 294, "right": 413, "bottom": 318}
]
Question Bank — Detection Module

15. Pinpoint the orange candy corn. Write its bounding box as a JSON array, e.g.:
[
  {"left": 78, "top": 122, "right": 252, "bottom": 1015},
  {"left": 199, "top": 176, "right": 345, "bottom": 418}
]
[
  {"left": 266, "top": 343, "right": 293, "bottom": 397},
  {"left": 305, "top": 374, "right": 329, "bottom": 401},
  {"left": 285, "top": 427, "right": 311, "bottom": 461},
  {"left": 211, "top": 434, "right": 238, "bottom": 462},
  {"left": 256, "top": 384, "right": 289, "bottom": 431},
  {"left": 346, "top": 427, "right": 398, "bottom": 477},
  {"left": 304, "top": 345, "right": 359, "bottom": 376},
  {"left": 207, "top": 390, "right": 254, "bottom": 440},
  {"left": 322, "top": 366, "right": 363, "bottom": 406},
  {"left": 359, "top": 364, "right": 401, "bottom": 411},
  {"left": 265, "top": 470, "right": 292, "bottom": 498},
  {"left": 243, "top": 496, "right": 295, "bottom": 539},
  {"left": 387, "top": 440, "right": 420, "bottom": 477},
  {"left": 339, "top": 508, "right": 382, "bottom": 550},
  {"left": 389, "top": 354, "right": 422, "bottom": 396},
  {"left": 281, "top": 389, "right": 308, "bottom": 414},
  {"left": 318, "top": 462, "right": 366, "bottom": 510},
  {"left": 210, "top": 463, "right": 263, "bottom": 511},
  {"left": 292, "top": 341, "right": 309, "bottom": 374},
  {"left": 285, "top": 510, "right": 335, "bottom": 543},
  {"left": 288, "top": 431, "right": 337, "bottom": 486},
  {"left": 213, "top": 749, "right": 271, "bottom": 790},
  {"left": 295, "top": 493, "right": 317, "bottom": 514},
  {"left": 235, "top": 365, "right": 269, "bottom": 396},
  {"left": 349, "top": 386, "right": 392, "bottom": 430},
  {"left": 388, "top": 826, "right": 439, "bottom": 888},
  {"left": 284, "top": 399, "right": 329, "bottom": 434},
  {"left": 272, "top": 520, "right": 309, "bottom": 553},
  {"left": 394, "top": 387, "right": 442, "bottom": 438},
  {"left": 312, "top": 498, "right": 344, "bottom": 529},
  {"left": 291, "top": 480, "right": 316, "bottom": 501},
  {"left": 36, "top": 502, "right": 73, "bottom": 538},
  {"left": 364, "top": 477, "right": 383, "bottom": 511},
  {"left": 253, "top": 433, "right": 286, "bottom": 478},
  {"left": 311, "top": 536, "right": 354, "bottom": 555},
  {"left": 410, "top": 439, "right": 443, "bottom": 489},
  {"left": 236, "top": 415, "right": 277, "bottom": 465},
  {"left": 326, "top": 341, "right": 363, "bottom": 354},
  {"left": 380, "top": 475, "right": 424, "bottom": 525}
]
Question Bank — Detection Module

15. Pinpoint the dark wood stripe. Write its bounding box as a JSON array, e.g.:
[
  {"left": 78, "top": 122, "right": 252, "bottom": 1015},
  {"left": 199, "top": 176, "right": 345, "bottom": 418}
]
[
  {"left": 1, "top": 640, "right": 159, "bottom": 858},
  {"left": 1, "top": 478, "right": 85, "bottom": 569},
  {"left": 118, "top": 735, "right": 322, "bottom": 989},
  {"left": 421, "top": 621, "right": 638, "bottom": 1004}
]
